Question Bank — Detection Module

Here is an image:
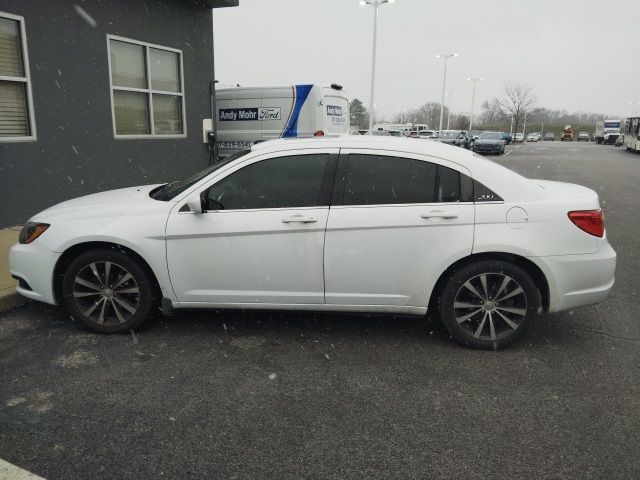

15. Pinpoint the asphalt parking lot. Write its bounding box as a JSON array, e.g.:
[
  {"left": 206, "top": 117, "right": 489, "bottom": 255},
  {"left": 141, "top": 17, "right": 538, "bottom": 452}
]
[{"left": 1, "top": 141, "right": 639, "bottom": 479}]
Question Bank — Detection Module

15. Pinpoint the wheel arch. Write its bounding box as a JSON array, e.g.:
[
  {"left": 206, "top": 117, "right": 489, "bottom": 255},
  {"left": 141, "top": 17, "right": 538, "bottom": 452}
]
[
  {"left": 52, "top": 241, "right": 162, "bottom": 306},
  {"left": 428, "top": 252, "right": 550, "bottom": 314}
]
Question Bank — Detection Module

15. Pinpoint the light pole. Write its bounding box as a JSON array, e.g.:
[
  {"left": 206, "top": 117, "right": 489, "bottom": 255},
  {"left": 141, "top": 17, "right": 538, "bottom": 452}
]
[
  {"left": 359, "top": 0, "right": 395, "bottom": 134},
  {"left": 445, "top": 92, "right": 457, "bottom": 129},
  {"left": 467, "top": 77, "right": 483, "bottom": 131},
  {"left": 436, "top": 53, "right": 457, "bottom": 132}
]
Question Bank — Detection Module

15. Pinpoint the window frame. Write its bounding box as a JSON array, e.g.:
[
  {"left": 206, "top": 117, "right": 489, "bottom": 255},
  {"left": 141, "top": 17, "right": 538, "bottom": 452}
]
[
  {"left": 0, "top": 11, "right": 36, "bottom": 142},
  {"left": 106, "top": 34, "right": 186, "bottom": 140}
]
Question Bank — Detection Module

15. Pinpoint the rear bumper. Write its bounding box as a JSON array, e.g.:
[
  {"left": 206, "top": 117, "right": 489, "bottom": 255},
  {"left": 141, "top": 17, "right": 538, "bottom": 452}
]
[
  {"left": 9, "top": 242, "right": 60, "bottom": 305},
  {"left": 529, "top": 241, "right": 616, "bottom": 313}
]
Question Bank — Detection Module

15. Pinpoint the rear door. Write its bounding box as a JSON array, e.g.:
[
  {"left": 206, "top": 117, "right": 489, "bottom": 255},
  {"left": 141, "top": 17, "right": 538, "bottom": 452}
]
[{"left": 324, "top": 149, "right": 475, "bottom": 308}]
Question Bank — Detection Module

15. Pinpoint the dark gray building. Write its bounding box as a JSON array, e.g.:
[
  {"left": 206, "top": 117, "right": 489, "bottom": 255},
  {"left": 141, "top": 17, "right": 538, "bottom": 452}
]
[{"left": 0, "top": 0, "right": 237, "bottom": 227}]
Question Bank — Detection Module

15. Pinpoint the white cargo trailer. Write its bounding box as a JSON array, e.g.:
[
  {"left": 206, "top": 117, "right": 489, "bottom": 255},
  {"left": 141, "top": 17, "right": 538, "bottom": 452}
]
[{"left": 215, "top": 84, "right": 349, "bottom": 157}]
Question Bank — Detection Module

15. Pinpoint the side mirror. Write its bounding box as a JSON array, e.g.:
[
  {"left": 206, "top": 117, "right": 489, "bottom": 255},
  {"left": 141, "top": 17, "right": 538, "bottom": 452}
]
[{"left": 186, "top": 193, "right": 203, "bottom": 214}]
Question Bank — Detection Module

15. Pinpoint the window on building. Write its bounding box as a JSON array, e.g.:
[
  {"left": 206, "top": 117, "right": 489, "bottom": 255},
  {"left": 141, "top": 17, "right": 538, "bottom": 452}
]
[
  {"left": 0, "top": 13, "right": 36, "bottom": 141},
  {"left": 108, "top": 36, "right": 185, "bottom": 138}
]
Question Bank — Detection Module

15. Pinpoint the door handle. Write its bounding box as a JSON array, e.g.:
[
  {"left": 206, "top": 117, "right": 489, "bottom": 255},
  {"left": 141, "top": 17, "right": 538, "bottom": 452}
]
[
  {"left": 421, "top": 210, "right": 458, "bottom": 219},
  {"left": 282, "top": 215, "right": 318, "bottom": 223}
]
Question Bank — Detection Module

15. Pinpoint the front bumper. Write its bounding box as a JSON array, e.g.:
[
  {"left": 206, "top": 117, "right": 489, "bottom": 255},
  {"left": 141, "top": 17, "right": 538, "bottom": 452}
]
[
  {"left": 9, "top": 241, "right": 61, "bottom": 305},
  {"left": 530, "top": 240, "right": 616, "bottom": 313},
  {"left": 473, "top": 144, "right": 502, "bottom": 153}
]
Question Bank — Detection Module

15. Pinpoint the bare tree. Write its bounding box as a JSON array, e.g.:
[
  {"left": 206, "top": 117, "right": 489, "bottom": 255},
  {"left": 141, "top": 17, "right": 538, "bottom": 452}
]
[
  {"left": 479, "top": 98, "right": 504, "bottom": 127},
  {"left": 499, "top": 83, "right": 536, "bottom": 135}
]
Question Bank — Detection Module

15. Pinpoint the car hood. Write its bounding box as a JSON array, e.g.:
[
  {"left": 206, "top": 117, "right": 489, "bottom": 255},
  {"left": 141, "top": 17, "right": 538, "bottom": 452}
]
[
  {"left": 32, "top": 184, "right": 171, "bottom": 222},
  {"left": 474, "top": 139, "right": 502, "bottom": 145}
]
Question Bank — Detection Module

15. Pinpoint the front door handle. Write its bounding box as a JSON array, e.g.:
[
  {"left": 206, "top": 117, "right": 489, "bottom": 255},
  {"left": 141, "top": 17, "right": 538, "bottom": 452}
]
[
  {"left": 421, "top": 210, "right": 458, "bottom": 219},
  {"left": 282, "top": 215, "right": 318, "bottom": 224}
]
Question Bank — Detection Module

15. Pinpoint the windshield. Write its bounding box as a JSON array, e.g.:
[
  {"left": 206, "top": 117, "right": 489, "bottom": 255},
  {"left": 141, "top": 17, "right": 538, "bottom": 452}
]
[
  {"left": 151, "top": 149, "right": 250, "bottom": 201},
  {"left": 479, "top": 132, "right": 502, "bottom": 140}
]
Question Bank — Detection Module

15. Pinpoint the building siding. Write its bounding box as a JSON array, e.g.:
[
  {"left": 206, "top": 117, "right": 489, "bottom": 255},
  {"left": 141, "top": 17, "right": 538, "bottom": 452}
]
[{"left": 0, "top": 0, "right": 215, "bottom": 226}]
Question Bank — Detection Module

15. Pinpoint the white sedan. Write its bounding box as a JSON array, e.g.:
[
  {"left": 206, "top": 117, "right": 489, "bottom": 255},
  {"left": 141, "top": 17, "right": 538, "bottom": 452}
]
[{"left": 10, "top": 136, "right": 616, "bottom": 349}]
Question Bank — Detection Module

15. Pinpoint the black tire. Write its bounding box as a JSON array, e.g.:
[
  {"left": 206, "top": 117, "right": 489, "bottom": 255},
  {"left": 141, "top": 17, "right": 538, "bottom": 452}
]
[
  {"left": 437, "top": 260, "right": 541, "bottom": 350},
  {"left": 62, "top": 248, "right": 155, "bottom": 333}
]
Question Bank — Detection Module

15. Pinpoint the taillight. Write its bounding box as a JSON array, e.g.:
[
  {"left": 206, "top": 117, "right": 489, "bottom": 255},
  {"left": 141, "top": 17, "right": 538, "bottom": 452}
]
[
  {"left": 568, "top": 209, "right": 604, "bottom": 237},
  {"left": 314, "top": 130, "right": 325, "bottom": 136}
]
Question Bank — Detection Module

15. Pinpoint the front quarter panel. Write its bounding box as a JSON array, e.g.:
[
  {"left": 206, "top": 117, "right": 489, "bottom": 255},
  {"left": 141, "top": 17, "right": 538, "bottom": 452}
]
[{"left": 29, "top": 201, "right": 176, "bottom": 302}]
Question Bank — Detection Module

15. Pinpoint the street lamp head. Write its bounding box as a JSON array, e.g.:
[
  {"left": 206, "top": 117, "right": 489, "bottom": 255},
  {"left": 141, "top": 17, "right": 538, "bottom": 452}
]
[{"left": 359, "top": 0, "right": 394, "bottom": 6}]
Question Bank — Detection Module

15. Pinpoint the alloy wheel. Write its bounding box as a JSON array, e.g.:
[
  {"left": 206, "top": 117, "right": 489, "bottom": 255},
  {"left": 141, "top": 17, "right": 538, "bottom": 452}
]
[
  {"left": 72, "top": 261, "right": 140, "bottom": 326},
  {"left": 453, "top": 273, "right": 527, "bottom": 341}
]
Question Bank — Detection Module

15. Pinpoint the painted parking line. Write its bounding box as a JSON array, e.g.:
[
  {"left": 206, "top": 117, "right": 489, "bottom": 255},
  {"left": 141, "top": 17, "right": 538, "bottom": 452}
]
[
  {"left": 0, "top": 458, "right": 44, "bottom": 480},
  {"left": 503, "top": 145, "right": 523, "bottom": 157}
]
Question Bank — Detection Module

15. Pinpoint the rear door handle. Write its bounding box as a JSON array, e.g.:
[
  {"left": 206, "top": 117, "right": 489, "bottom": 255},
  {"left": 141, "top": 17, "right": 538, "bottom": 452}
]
[
  {"left": 421, "top": 210, "right": 458, "bottom": 219},
  {"left": 282, "top": 215, "right": 318, "bottom": 224}
]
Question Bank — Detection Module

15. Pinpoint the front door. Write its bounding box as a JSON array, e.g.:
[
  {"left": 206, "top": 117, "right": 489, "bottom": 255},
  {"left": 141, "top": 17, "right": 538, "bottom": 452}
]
[{"left": 166, "top": 151, "right": 337, "bottom": 306}]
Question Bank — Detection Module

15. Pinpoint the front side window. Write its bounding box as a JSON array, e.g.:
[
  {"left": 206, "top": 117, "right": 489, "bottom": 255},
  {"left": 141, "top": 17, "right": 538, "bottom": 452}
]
[
  {"left": 0, "top": 13, "right": 35, "bottom": 140},
  {"left": 206, "top": 154, "right": 332, "bottom": 210},
  {"left": 108, "top": 36, "right": 184, "bottom": 137}
]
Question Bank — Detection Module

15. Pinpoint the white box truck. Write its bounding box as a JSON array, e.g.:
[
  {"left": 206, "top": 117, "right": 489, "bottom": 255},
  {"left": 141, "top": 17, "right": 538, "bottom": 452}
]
[
  {"left": 215, "top": 84, "right": 350, "bottom": 157},
  {"left": 595, "top": 119, "right": 621, "bottom": 144}
]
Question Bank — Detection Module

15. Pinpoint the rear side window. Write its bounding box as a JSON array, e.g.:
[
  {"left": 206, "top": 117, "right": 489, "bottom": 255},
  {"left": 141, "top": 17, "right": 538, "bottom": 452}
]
[
  {"left": 206, "top": 154, "right": 332, "bottom": 210},
  {"left": 473, "top": 180, "right": 503, "bottom": 202},
  {"left": 343, "top": 154, "right": 437, "bottom": 205}
]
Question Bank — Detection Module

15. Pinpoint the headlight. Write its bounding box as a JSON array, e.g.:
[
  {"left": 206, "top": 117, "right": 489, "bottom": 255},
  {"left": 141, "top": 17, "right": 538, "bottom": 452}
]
[{"left": 19, "top": 222, "right": 50, "bottom": 244}]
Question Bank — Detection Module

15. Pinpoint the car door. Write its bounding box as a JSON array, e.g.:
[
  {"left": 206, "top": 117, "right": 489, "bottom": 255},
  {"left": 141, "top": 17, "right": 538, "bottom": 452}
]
[
  {"left": 166, "top": 150, "right": 337, "bottom": 306},
  {"left": 324, "top": 149, "right": 475, "bottom": 308}
]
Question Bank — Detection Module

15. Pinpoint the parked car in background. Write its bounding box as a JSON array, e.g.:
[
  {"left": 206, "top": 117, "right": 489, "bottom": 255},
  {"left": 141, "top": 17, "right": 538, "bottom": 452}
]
[
  {"left": 469, "top": 130, "right": 482, "bottom": 141},
  {"left": 577, "top": 131, "right": 590, "bottom": 142},
  {"left": 437, "top": 130, "right": 469, "bottom": 149},
  {"left": 387, "top": 130, "right": 404, "bottom": 137},
  {"left": 9, "top": 136, "right": 616, "bottom": 350},
  {"left": 472, "top": 131, "right": 505, "bottom": 155},
  {"left": 527, "top": 133, "right": 539, "bottom": 142},
  {"left": 417, "top": 129, "right": 437, "bottom": 139},
  {"left": 545, "top": 132, "right": 556, "bottom": 141},
  {"left": 514, "top": 133, "right": 525, "bottom": 143},
  {"left": 501, "top": 132, "right": 513, "bottom": 144}
]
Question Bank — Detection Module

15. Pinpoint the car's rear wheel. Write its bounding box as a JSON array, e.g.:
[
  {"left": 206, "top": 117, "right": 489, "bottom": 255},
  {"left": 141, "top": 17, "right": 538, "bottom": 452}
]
[
  {"left": 437, "top": 260, "right": 541, "bottom": 350},
  {"left": 62, "top": 248, "right": 154, "bottom": 333}
]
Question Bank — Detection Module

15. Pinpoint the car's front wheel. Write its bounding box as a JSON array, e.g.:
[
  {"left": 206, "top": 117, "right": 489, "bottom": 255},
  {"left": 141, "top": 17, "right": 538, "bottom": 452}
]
[
  {"left": 62, "top": 248, "right": 155, "bottom": 333},
  {"left": 437, "top": 260, "right": 541, "bottom": 350}
]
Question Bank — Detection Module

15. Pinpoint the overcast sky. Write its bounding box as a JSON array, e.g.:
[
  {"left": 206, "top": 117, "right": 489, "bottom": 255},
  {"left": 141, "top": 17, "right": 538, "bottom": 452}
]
[{"left": 214, "top": 0, "right": 640, "bottom": 120}]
